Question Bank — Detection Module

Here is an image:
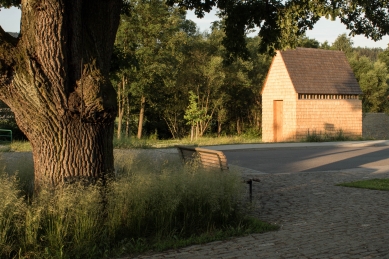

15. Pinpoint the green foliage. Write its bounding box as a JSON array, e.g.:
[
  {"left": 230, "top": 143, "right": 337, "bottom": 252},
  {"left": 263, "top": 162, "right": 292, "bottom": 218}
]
[
  {"left": 378, "top": 46, "right": 389, "bottom": 68},
  {"left": 0, "top": 152, "right": 276, "bottom": 258},
  {"left": 337, "top": 179, "right": 389, "bottom": 191},
  {"left": 241, "top": 127, "right": 262, "bottom": 139},
  {"left": 185, "top": 91, "right": 207, "bottom": 126},
  {"left": 296, "top": 35, "right": 320, "bottom": 48},
  {"left": 349, "top": 54, "right": 389, "bottom": 113},
  {"left": 320, "top": 41, "right": 331, "bottom": 50},
  {"left": 111, "top": 0, "right": 192, "bottom": 139},
  {"left": 166, "top": 0, "right": 389, "bottom": 60},
  {"left": 112, "top": 18, "right": 271, "bottom": 139},
  {"left": 331, "top": 33, "right": 354, "bottom": 56},
  {"left": 354, "top": 47, "right": 384, "bottom": 62},
  {"left": 0, "top": 0, "right": 20, "bottom": 8}
]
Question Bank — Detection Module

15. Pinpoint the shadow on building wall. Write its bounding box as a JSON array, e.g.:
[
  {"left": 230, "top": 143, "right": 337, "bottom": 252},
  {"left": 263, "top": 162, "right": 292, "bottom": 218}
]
[{"left": 281, "top": 126, "right": 361, "bottom": 142}]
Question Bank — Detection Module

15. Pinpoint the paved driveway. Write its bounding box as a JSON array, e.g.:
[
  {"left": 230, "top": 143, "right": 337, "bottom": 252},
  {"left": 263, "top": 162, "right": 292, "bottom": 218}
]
[
  {"left": 131, "top": 141, "right": 389, "bottom": 259},
  {"left": 133, "top": 170, "right": 389, "bottom": 259},
  {"left": 223, "top": 145, "right": 389, "bottom": 174}
]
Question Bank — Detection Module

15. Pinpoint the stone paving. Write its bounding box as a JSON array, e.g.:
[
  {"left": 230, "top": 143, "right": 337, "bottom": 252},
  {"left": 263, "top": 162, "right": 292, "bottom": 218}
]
[{"left": 131, "top": 166, "right": 389, "bottom": 259}]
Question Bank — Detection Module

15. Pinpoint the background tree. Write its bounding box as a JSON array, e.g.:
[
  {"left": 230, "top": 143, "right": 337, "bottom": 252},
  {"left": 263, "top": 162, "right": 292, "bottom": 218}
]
[
  {"left": 331, "top": 33, "right": 354, "bottom": 56},
  {"left": 296, "top": 35, "right": 320, "bottom": 48},
  {"left": 320, "top": 41, "right": 331, "bottom": 50},
  {"left": 378, "top": 46, "right": 389, "bottom": 68},
  {"left": 349, "top": 55, "right": 389, "bottom": 113},
  {"left": 184, "top": 90, "right": 210, "bottom": 140},
  {"left": 111, "top": 27, "right": 138, "bottom": 139},
  {"left": 168, "top": 0, "right": 389, "bottom": 60},
  {"left": 111, "top": 0, "right": 188, "bottom": 139}
]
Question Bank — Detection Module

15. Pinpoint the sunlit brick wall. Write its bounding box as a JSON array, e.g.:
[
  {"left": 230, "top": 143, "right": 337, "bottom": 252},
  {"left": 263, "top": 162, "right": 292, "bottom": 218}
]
[
  {"left": 261, "top": 54, "right": 297, "bottom": 142},
  {"left": 295, "top": 99, "right": 362, "bottom": 140}
]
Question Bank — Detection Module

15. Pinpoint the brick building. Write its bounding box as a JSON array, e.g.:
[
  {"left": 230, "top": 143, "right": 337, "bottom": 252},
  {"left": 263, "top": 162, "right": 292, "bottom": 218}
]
[{"left": 261, "top": 48, "right": 362, "bottom": 142}]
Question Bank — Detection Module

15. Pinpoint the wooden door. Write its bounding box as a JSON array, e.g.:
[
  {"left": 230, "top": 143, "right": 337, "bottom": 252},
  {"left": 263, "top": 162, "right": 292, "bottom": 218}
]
[{"left": 273, "top": 100, "right": 283, "bottom": 142}]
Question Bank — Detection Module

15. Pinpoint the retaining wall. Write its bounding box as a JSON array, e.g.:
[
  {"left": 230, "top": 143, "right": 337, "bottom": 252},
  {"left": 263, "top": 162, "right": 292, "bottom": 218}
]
[{"left": 363, "top": 113, "right": 389, "bottom": 140}]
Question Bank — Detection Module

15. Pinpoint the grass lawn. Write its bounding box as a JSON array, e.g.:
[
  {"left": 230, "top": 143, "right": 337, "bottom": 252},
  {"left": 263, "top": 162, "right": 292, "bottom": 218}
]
[
  {"left": 337, "top": 178, "right": 389, "bottom": 191},
  {"left": 0, "top": 136, "right": 262, "bottom": 152}
]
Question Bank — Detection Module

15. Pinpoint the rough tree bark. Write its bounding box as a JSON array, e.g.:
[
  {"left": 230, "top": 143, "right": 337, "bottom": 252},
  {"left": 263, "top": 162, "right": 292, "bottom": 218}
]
[{"left": 0, "top": 0, "right": 122, "bottom": 189}]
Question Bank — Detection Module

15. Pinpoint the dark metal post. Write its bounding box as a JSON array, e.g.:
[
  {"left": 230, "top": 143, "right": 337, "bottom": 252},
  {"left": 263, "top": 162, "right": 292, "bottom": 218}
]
[{"left": 248, "top": 179, "right": 253, "bottom": 202}]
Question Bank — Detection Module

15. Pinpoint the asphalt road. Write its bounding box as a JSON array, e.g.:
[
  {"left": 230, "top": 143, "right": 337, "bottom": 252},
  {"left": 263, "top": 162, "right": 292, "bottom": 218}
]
[
  {"left": 223, "top": 145, "right": 389, "bottom": 174},
  {"left": 2, "top": 141, "right": 389, "bottom": 176}
]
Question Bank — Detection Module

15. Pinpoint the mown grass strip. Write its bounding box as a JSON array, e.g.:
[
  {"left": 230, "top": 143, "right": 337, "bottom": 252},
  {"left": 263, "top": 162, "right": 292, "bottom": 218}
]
[{"left": 337, "top": 178, "right": 389, "bottom": 191}]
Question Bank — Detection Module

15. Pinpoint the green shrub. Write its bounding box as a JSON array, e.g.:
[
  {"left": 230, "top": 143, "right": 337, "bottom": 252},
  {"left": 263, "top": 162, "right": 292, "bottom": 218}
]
[{"left": 241, "top": 127, "right": 262, "bottom": 139}]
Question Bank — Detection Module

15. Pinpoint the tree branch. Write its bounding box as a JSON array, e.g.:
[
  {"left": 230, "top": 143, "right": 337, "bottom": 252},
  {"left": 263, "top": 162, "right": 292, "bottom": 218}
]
[{"left": 0, "top": 25, "right": 18, "bottom": 89}]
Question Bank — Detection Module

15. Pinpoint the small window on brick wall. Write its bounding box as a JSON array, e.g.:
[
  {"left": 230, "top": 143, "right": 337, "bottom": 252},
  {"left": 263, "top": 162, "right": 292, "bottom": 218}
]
[{"left": 298, "top": 94, "right": 359, "bottom": 100}]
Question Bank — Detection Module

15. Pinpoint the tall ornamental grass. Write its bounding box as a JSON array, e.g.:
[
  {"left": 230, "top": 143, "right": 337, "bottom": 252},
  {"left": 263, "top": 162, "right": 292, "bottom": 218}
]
[{"left": 0, "top": 152, "right": 257, "bottom": 259}]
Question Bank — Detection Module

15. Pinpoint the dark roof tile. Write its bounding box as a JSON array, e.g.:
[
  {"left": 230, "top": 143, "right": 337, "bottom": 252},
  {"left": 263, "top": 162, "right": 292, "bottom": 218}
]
[{"left": 280, "top": 48, "right": 362, "bottom": 94}]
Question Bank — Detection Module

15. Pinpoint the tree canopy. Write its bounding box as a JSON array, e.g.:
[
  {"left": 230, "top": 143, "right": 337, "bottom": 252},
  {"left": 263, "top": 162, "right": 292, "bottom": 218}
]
[
  {"left": 2, "top": 0, "right": 389, "bottom": 57},
  {"left": 166, "top": 0, "right": 389, "bottom": 59}
]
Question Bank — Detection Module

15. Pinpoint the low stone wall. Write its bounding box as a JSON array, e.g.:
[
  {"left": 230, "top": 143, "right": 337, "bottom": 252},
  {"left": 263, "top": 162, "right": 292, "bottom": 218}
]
[{"left": 363, "top": 113, "right": 389, "bottom": 140}]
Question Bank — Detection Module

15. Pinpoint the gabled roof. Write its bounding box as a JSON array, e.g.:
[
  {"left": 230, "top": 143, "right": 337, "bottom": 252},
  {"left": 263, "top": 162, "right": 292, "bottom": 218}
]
[{"left": 278, "top": 48, "right": 362, "bottom": 94}]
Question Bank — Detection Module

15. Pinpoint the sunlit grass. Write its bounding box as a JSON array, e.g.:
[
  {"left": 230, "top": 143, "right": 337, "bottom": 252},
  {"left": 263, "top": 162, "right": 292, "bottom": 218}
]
[
  {"left": 9, "top": 141, "right": 32, "bottom": 152},
  {"left": 0, "top": 141, "right": 32, "bottom": 152},
  {"left": 1, "top": 135, "right": 262, "bottom": 152},
  {"left": 114, "top": 135, "right": 262, "bottom": 149},
  {"left": 0, "top": 151, "right": 277, "bottom": 259},
  {"left": 337, "top": 178, "right": 389, "bottom": 191}
]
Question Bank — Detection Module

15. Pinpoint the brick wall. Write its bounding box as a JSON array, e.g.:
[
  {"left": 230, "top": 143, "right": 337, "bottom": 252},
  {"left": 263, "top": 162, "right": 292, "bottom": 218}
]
[
  {"left": 295, "top": 99, "right": 362, "bottom": 140},
  {"left": 362, "top": 113, "right": 389, "bottom": 140},
  {"left": 262, "top": 54, "right": 297, "bottom": 142}
]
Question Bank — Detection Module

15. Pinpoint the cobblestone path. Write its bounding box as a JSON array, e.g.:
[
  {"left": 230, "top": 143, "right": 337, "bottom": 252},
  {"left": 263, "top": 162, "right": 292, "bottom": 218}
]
[{"left": 132, "top": 167, "right": 389, "bottom": 259}]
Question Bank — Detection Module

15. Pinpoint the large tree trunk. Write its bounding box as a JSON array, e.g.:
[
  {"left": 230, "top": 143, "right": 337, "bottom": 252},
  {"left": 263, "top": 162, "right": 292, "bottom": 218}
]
[
  {"left": 0, "top": 0, "right": 121, "bottom": 189},
  {"left": 31, "top": 118, "right": 115, "bottom": 187}
]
